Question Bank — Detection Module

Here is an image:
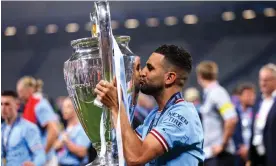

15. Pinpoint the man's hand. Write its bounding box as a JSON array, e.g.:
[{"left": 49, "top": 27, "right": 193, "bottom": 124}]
[
  {"left": 237, "top": 144, "right": 248, "bottom": 161},
  {"left": 22, "top": 161, "right": 35, "bottom": 166},
  {"left": 94, "top": 79, "right": 119, "bottom": 110},
  {"left": 212, "top": 144, "right": 224, "bottom": 156},
  {"left": 61, "top": 132, "right": 69, "bottom": 143},
  {"left": 53, "top": 139, "right": 64, "bottom": 150}
]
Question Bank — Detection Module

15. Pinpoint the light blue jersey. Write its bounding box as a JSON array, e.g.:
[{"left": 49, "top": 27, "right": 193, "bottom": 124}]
[
  {"left": 57, "top": 123, "right": 91, "bottom": 166},
  {"left": 35, "top": 98, "right": 58, "bottom": 160},
  {"left": 135, "top": 94, "right": 204, "bottom": 166},
  {"left": 1, "top": 117, "right": 46, "bottom": 166}
]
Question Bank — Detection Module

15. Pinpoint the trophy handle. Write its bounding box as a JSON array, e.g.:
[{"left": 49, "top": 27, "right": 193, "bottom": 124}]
[
  {"left": 93, "top": 0, "right": 114, "bottom": 83},
  {"left": 91, "top": 0, "right": 115, "bottom": 162}
]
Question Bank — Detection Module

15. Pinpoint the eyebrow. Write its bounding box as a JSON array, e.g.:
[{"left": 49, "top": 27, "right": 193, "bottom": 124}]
[{"left": 146, "top": 63, "right": 154, "bottom": 69}]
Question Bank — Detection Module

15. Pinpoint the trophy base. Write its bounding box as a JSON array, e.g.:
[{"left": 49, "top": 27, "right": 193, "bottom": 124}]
[
  {"left": 86, "top": 156, "right": 118, "bottom": 166},
  {"left": 86, "top": 142, "right": 119, "bottom": 166}
]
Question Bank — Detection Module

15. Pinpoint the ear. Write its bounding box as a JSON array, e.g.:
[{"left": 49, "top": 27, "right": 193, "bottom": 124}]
[{"left": 164, "top": 72, "right": 177, "bottom": 85}]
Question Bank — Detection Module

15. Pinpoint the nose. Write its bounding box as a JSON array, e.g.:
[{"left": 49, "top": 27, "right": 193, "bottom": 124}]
[{"left": 140, "top": 67, "right": 146, "bottom": 78}]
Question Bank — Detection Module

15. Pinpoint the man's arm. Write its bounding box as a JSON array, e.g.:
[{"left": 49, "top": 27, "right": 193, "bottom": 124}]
[
  {"left": 53, "top": 135, "right": 63, "bottom": 151},
  {"left": 35, "top": 99, "right": 59, "bottom": 153},
  {"left": 222, "top": 117, "right": 238, "bottom": 149},
  {"left": 63, "top": 138, "right": 88, "bottom": 158},
  {"left": 63, "top": 129, "right": 90, "bottom": 158},
  {"left": 25, "top": 125, "right": 46, "bottom": 166},
  {"left": 212, "top": 90, "right": 238, "bottom": 155},
  {"left": 44, "top": 121, "right": 59, "bottom": 153},
  {"left": 95, "top": 80, "right": 165, "bottom": 165},
  {"left": 111, "top": 103, "right": 164, "bottom": 165}
]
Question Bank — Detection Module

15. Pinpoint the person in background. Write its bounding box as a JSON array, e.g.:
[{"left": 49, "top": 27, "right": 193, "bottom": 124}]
[
  {"left": 33, "top": 78, "right": 44, "bottom": 99},
  {"left": 54, "top": 97, "right": 91, "bottom": 166},
  {"left": 232, "top": 83, "right": 256, "bottom": 166},
  {"left": 248, "top": 63, "right": 276, "bottom": 166},
  {"left": 17, "top": 76, "right": 59, "bottom": 166},
  {"left": 184, "top": 87, "right": 201, "bottom": 113},
  {"left": 55, "top": 96, "right": 68, "bottom": 128},
  {"left": 1, "top": 90, "right": 46, "bottom": 166},
  {"left": 196, "top": 60, "right": 238, "bottom": 166}
]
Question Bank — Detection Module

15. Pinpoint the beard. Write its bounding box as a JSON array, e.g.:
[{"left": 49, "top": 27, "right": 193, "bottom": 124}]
[{"left": 140, "top": 83, "right": 163, "bottom": 96}]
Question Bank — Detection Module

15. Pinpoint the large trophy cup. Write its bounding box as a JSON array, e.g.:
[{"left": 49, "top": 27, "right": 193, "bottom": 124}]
[{"left": 63, "top": 1, "right": 139, "bottom": 165}]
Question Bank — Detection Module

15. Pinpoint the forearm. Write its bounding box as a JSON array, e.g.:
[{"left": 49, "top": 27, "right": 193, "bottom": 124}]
[
  {"left": 33, "top": 150, "right": 46, "bottom": 166},
  {"left": 65, "top": 140, "right": 87, "bottom": 158},
  {"left": 222, "top": 117, "right": 237, "bottom": 148},
  {"left": 111, "top": 104, "right": 143, "bottom": 164},
  {"left": 45, "top": 122, "right": 58, "bottom": 153}
]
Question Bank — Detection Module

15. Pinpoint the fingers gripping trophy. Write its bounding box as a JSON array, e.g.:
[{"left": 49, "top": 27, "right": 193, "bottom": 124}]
[{"left": 63, "top": 1, "right": 139, "bottom": 166}]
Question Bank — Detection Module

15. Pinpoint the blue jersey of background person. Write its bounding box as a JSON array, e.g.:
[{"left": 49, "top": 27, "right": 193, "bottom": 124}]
[
  {"left": 1, "top": 117, "right": 46, "bottom": 166},
  {"left": 34, "top": 98, "right": 58, "bottom": 160},
  {"left": 135, "top": 100, "right": 205, "bottom": 166},
  {"left": 57, "top": 123, "right": 91, "bottom": 166}
]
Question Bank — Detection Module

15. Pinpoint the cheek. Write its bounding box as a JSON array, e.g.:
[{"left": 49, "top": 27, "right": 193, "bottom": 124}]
[
  {"left": 149, "top": 73, "right": 160, "bottom": 83},
  {"left": 260, "top": 80, "right": 266, "bottom": 87},
  {"left": 62, "top": 111, "right": 69, "bottom": 119},
  {"left": 269, "top": 81, "right": 276, "bottom": 88}
]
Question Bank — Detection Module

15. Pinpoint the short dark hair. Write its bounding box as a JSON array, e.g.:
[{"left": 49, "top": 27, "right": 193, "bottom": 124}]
[
  {"left": 1, "top": 90, "right": 18, "bottom": 99},
  {"left": 154, "top": 44, "right": 192, "bottom": 73},
  {"left": 154, "top": 45, "right": 192, "bottom": 87},
  {"left": 236, "top": 82, "right": 256, "bottom": 95}
]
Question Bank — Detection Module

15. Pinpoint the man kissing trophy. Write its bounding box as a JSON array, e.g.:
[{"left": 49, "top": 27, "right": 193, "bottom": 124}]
[{"left": 63, "top": 0, "right": 139, "bottom": 165}]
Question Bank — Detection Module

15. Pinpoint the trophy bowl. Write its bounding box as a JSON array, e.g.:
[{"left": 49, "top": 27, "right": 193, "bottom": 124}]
[{"left": 63, "top": 36, "right": 137, "bottom": 166}]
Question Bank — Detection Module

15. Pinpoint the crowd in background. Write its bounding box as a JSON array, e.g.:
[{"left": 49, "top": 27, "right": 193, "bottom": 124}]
[{"left": 1, "top": 61, "right": 276, "bottom": 166}]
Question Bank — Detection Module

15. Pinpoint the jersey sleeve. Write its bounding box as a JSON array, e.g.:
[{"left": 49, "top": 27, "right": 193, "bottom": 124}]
[
  {"left": 149, "top": 104, "right": 197, "bottom": 152},
  {"left": 24, "top": 123, "right": 46, "bottom": 166},
  {"left": 134, "top": 108, "right": 157, "bottom": 140},
  {"left": 212, "top": 88, "right": 237, "bottom": 120},
  {"left": 35, "top": 99, "right": 57, "bottom": 127},
  {"left": 134, "top": 124, "right": 143, "bottom": 140}
]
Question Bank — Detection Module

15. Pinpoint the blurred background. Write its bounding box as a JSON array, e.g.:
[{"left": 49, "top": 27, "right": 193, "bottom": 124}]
[
  {"left": 1, "top": 1, "right": 276, "bottom": 166},
  {"left": 2, "top": 1, "right": 276, "bottom": 98}
]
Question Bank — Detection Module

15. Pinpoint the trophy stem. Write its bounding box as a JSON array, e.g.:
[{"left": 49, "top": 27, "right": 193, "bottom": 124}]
[{"left": 86, "top": 142, "right": 118, "bottom": 166}]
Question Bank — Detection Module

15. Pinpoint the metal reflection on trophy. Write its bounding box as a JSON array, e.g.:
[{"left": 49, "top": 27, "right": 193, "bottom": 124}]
[{"left": 63, "top": 1, "right": 138, "bottom": 165}]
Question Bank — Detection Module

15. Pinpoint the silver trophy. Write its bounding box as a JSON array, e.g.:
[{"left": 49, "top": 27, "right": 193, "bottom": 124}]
[{"left": 63, "top": 1, "right": 139, "bottom": 165}]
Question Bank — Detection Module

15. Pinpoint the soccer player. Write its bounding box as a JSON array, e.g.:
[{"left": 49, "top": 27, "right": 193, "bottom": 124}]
[
  {"left": 95, "top": 45, "right": 204, "bottom": 166},
  {"left": 54, "top": 97, "right": 91, "bottom": 166},
  {"left": 232, "top": 83, "right": 256, "bottom": 166},
  {"left": 196, "top": 61, "right": 238, "bottom": 166},
  {"left": 1, "top": 90, "right": 46, "bottom": 166},
  {"left": 17, "top": 76, "right": 59, "bottom": 165}
]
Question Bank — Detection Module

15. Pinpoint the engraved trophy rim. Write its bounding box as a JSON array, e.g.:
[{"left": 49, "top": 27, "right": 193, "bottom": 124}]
[{"left": 71, "top": 36, "right": 131, "bottom": 48}]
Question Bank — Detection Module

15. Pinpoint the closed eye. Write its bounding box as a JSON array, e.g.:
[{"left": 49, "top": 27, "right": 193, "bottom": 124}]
[
  {"left": 136, "top": 64, "right": 140, "bottom": 71},
  {"left": 146, "top": 63, "right": 154, "bottom": 71}
]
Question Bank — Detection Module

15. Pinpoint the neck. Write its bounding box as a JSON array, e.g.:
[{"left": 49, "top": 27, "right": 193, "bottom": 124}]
[
  {"left": 6, "top": 115, "right": 18, "bottom": 125},
  {"left": 67, "top": 116, "right": 78, "bottom": 127},
  {"left": 132, "top": 89, "right": 140, "bottom": 106},
  {"left": 241, "top": 103, "right": 248, "bottom": 112},
  {"left": 264, "top": 89, "right": 276, "bottom": 99},
  {"left": 202, "top": 80, "right": 216, "bottom": 89},
  {"left": 154, "top": 87, "right": 181, "bottom": 111},
  {"left": 263, "top": 92, "right": 273, "bottom": 99},
  {"left": 24, "top": 94, "right": 32, "bottom": 103}
]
